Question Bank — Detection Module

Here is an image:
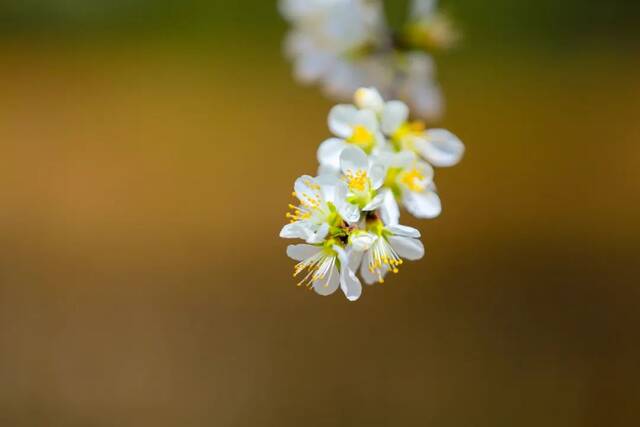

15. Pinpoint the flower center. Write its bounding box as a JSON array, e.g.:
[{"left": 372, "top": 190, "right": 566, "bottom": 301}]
[
  {"left": 345, "top": 169, "right": 369, "bottom": 192},
  {"left": 399, "top": 167, "right": 426, "bottom": 192},
  {"left": 347, "top": 124, "right": 375, "bottom": 152},
  {"left": 391, "top": 121, "right": 425, "bottom": 151}
]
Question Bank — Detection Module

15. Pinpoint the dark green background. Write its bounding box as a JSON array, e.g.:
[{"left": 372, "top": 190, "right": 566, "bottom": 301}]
[{"left": 0, "top": 0, "right": 639, "bottom": 46}]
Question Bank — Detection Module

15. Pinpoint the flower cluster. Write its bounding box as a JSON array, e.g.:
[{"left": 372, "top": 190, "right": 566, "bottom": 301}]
[
  {"left": 279, "top": 0, "right": 459, "bottom": 120},
  {"left": 280, "top": 87, "right": 464, "bottom": 301}
]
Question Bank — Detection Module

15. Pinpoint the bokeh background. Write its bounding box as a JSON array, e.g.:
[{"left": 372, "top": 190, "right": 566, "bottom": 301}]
[{"left": 1, "top": 1, "right": 639, "bottom": 426}]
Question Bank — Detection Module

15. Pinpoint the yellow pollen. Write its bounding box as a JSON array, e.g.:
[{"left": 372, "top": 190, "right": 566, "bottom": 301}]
[
  {"left": 348, "top": 125, "right": 374, "bottom": 148},
  {"left": 303, "top": 179, "right": 321, "bottom": 191},
  {"left": 285, "top": 202, "right": 312, "bottom": 223},
  {"left": 400, "top": 168, "right": 426, "bottom": 192},
  {"left": 392, "top": 121, "right": 426, "bottom": 149},
  {"left": 344, "top": 169, "right": 368, "bottom": 192}
]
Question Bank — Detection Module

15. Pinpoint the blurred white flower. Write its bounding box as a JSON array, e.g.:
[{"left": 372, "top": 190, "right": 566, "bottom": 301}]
[
  {"left": 279, "top": 0, "right": 459, "bottom": 121},
  {"left": 397, "top": 52, "right": 444, "bottom": 120},
  {"left": 406, "top": 0, "right": 461, "bottom": 51}
]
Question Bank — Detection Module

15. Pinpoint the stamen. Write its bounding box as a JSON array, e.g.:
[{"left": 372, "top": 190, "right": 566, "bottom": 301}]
[
  {"left": 293, "top": 250, "right": 336, "bottom": 289},
  {"left": 368, "top": 236, "right": 404, "bottom": 281},
  {"left": 344, "top": 169, "right": 369, "bottom": 192}
]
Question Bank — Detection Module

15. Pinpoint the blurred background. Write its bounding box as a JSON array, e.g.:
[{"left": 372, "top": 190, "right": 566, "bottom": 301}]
[{"left": 1, "top": 1, "right": 639, "bottom": 426}]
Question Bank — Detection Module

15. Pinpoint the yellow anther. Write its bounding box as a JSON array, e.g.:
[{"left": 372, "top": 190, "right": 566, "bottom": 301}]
[
  {"left": 345, "top": 169, "right": 369, "bottom": 192},
  {"left": 346, "top": 124, "right": 376, "bottom": 151},
  {"left": 350, "top": 125, "right": 373, "bottom": 143}
]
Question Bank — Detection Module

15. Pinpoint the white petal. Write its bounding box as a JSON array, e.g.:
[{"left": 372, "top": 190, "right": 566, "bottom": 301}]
[
  {"left": 315, "top": 173, "right": 341, "bottom": 186},
  {"left": 334, "top": 246, "right": 362, "bottom": 301},
  {"left": 360, "top": 255, "right": 387, "bottom": 285},
  {"left": 286, "top": 244, "right": 321, "bottom": 262},
  {"left": 363, "top": 192, "right": 385, "bottom": 211},
  {"left": 381, "top": 100, "right": 409, "bottom": 135},
  {"left": 373, "top": 130, "right": 387, "bottom": 150},
  {"left": 347, "top": 248, "right": 363, "bottom": 272},
  {"left": 388, "top": 236, "right": 425, "bottom": 260},
  {"left": 294, "top": 175, "right": 321, "bottom": 206},
  {"left": 386, "top": 224, "right": 421, "bottom": 238},
  {"left": 369, "top": 149, "right": 394, "bottom": 169},
  {"left": 313, "top": 265, "right": 340, "bottom": 296},
  {"left": 419, "top": 160, "right": 435, "bottom": 185},
  {"left": 280, "top": 222, "right": 312, "bottom": 240},
  {"left": 369, "top": 164, "right": 386, "bottom": 190},
  {"left": 316, "top": 175, "right": 341, "bottom": 203},
  {"left": 340, "top": 266, "right": 362, "bottom": 301},
  {"left": 338, "top": 202, "right": 361, "bottom": 224},
  {"left": 340, "top": 146, "right": 369, "bottom": 175},
  {"left": 283, "top": 29, "right": 308, "bottom": 59},
  {"left": 412, "top": 84, "right": 443, "bottom": 121},
  {"left": 421, "top": 129, "right": 464, "bottom": 167},
  {"left": 403, "top": 188, "right": 442, "bottom": 219},
  {"left": 279, "top": 0, "right": 320, "bottom": 21},
  {"left": 406, "top": 52, "right": 436, "bottom": 78},
  {"left": 393, "top": 150, "right": 417, "bottom": 168},
  {"left": 333, "top": 245, "right": 349, "bottom": 264},
  {"left": 350, "top": 232, "right": 377, "bottom": 251},
  {"left": 379, "top": 189, "right": 400, "bottom": 225},
  {"left": 354, "top": 108, "right": 379, "bottom": 131},
  {"left": 317, "top": 138, "right": 347, "bottom": 170},
  {"left": 307, "top": 222, "right": 330, "bottom": 244},
  {"left": 354, "top": 87, "right": 384, "bottom": 113},
  {"left": 317, "top": 163, "right": 340, "bottom": 177},
  {"left": 294, "top": 50, "right": 335, "bottom": 84},
  {"left": 330, "top": 179, "right": 349, "bottom": 204},
  {"left": 323, "top": 59, "right": 361, "bottom": 99},
  {"left": 328, "top": 104, "right": 359, "bottom": 138}
]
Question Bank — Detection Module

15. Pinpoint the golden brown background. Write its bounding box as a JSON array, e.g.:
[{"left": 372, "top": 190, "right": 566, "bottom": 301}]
[{"left": 1, "top": 1, "right": 639, "bottom": 425}]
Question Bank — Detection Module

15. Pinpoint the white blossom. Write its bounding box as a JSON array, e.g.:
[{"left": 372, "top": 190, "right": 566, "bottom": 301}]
[
  {"left": 280, "top": 174, "right": 360, "bottom": 244},
  {"left": 279, "top": 0, "right": 459, "bottom": 120},
  {"left": 317, "top": 102, "right": 385, "bottom": 172},
  {"left": 406, "top": 0, "right": 460, "bottom": 51},
  {"left": 370, "top": 89, "right": 465, "bottom": 167},
  {"left": 281, "top": 87, "right": 463, "bottom": 301},
  {"left": 339, "top": 146, "right": 386, "bottom": 218},
  {"left": 287, "top": 242, "right": 362, "bottom": 301},
  {"left": 349, "top": 222, "right": 425, "bottom": 285},
  {"left": 373, "top": 149, "right": 442, "bottom": 220}
]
